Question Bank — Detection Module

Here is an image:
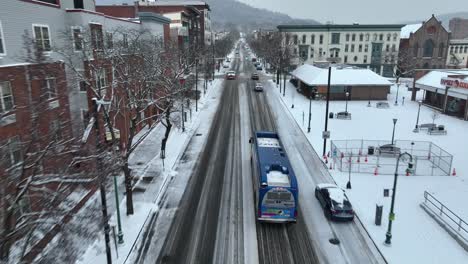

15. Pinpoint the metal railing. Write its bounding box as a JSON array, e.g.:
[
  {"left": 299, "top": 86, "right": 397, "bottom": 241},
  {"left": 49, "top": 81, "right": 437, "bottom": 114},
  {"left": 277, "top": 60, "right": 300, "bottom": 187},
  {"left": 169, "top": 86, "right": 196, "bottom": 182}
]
[{"left": 423, "top": 191, "right": 468, "bottom": 245}]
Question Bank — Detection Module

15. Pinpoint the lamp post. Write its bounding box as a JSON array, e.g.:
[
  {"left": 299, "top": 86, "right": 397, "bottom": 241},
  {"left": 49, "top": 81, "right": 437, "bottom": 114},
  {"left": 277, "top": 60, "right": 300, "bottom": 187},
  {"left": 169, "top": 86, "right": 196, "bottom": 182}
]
[
  {"left": 195, "top": 58, "right": 199, "bottom": 112},
  {"left": 307, "top": 90, "right": 313, "bottom": 133},
  {"left": 180, "top": 77, "right": 186, "bottom": 132},
  {"left": 394, "top": 83, "right": 400, "bottom": 106},
  {"left": 323, "top": 66, "right": 332, "bottom": 157},
  {"left": 346, "top": 153, "right": 352, "bottom": 189},
  {"left": 391, "top": 118, "right": 397, "bottom": 146},
  {"left": 385, "top": 152, "right": 414, "bottom": 245},
  {"left": 345, "top": 90, "right": 350, "bottom": 113},
  {"left": 413, "top": 101, "right": 423, "bottom": 133}
]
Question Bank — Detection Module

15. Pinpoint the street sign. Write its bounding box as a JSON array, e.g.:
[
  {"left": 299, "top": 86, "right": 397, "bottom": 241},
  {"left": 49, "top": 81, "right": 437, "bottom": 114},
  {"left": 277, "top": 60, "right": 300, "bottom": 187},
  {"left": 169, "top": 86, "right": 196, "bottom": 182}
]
[
  {"left": 384, "top": 189, "right": 389, "bottom": 197},
  {"left": 389, "top": 212, "right": 395, "bottom": 221},
  {"left": 322, "top": 131, "right": 330, "bottom": 139}
]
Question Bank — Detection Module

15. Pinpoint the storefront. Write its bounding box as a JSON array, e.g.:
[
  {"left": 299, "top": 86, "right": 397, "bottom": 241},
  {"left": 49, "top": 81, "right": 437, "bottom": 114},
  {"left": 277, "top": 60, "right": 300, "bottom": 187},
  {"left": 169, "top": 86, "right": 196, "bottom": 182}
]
[{"left": 416, "top": 70, "right": 468, "bottom": 120}]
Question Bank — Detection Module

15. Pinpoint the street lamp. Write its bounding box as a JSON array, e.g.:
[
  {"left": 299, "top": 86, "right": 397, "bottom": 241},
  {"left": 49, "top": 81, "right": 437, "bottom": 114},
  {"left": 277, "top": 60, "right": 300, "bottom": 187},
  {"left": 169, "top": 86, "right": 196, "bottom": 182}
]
[
  {"left": 345, "top": 90, "right": 350, "bottom": 114},
  {"left": 413, "top": 101, "right": 423, "bottom": 133},
  {"left": 394, "top": 83, "right": 400, "bottom": 106},
  {"left": 385, "top": 152, "right": 414, "bottom": 245},
  {"left": 307, "top": 90, "right": 314, "bottom": 133},
  {"left": 346, "top": 154, "right": 352, "bottom": 189},
  {"left": 391, "top": 118, "right": 397, "bottom": 146},
  {"left": 195, "top": 58, "right": 199, "bottom": 112},
  {"left": 180, "top": 77, "right": 186, "bottom": 132}
]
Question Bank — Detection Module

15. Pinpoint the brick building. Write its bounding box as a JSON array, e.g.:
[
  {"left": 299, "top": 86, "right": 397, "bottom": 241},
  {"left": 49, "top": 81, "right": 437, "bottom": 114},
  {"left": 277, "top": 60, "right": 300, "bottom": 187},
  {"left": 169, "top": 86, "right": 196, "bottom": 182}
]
[
  {"left": 449, "top": 17, "right": 468, "bottom": 40},
  {"left": 96, "top": 0, "right": 212, "bottom": 49},
  {"left": 399, "top": 15, "right": 450, "bottom": 71},
  {"left": 0, "top": 0, "right": 169, "bottom": 260}
]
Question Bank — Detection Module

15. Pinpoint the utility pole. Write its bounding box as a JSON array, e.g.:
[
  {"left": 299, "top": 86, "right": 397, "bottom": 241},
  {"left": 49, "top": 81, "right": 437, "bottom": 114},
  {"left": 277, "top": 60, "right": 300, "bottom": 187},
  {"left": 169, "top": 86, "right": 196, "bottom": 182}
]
[
  {"left": 92, "top": 99, "right": 112, "bottom": 264},
  {"left": 212, "top": 32, "right": 215, "bottom": 81},
  {"left": 323, "top": 66, "right": 332, "bottom": 157},
  {"left": 195, "top": 58, "right": 198, "bottom": 112}
]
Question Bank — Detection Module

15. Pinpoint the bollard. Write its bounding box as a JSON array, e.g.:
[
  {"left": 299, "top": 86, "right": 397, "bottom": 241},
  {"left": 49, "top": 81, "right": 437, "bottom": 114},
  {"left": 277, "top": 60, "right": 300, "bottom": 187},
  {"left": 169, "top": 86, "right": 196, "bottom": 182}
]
[{"left": 375, "top": 204, "right": 383, "bottom": 226}]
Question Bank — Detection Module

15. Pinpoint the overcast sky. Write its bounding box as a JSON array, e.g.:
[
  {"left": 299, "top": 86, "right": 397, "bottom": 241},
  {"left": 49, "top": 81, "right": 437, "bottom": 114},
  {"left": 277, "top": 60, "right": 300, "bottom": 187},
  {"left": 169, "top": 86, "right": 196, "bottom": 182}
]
[{"left": 237, "top": 0, "right": 467, "bottom": 24}]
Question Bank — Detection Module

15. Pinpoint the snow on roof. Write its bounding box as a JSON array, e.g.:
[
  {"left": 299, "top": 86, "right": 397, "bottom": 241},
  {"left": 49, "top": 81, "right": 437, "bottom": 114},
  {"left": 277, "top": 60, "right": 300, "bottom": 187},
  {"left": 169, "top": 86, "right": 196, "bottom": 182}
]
[
  {"left": 416, "top": 70, "right": 468, "bottom": 97},
  {"left": 327, "top": 186, "right": 345, "bottom": 205},
  {"left": 292, "top": 64, "right": 391, "bottom": 86},
  {"left": 257, "top": 137, "right": 280, "bottom": 148},
  {"left": 400, "top": 23, "right": 422, "bottom": 39},
  {"left": 266, "top": 170, "right": 291, "bottom": 187}
]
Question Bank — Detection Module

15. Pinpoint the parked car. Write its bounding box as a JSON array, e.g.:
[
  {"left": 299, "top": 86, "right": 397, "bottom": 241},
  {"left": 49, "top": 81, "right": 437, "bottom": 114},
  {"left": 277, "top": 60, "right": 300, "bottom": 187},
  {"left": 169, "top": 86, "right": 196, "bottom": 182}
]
[
  {"left": 251, "top": 73, "right": 259, "bottom": 80},
  {"left": 254, "top": 83, "right": 264, "bottom": 92},
  {"left": 256, "top": 65, "right": 263, "bottom": 71},
  {"left": 226, "top": 71, "right": 236, "bottom": 80},
  {"left": 377, "top": 144, "right": 401, "bottom": 156},
  {"left": 315, "top": 183, "right": 354, "bottom": 221},
  {"left": 226, "top": 58, "right": 231, "bottom": 62},
  {"left": 252, "top": 57, "right": 257, "bottom": 62}
]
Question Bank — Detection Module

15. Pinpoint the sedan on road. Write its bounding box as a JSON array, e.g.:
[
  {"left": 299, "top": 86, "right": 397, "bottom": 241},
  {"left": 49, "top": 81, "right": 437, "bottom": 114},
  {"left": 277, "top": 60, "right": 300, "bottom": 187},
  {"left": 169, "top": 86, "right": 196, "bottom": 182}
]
[
  {"left": 251, "top": 73, "right": 259, "bottom": 80},
  {"left": 226, "top": 71, "right": 236, "bottom": 80},
  {"left": 315, "top": 183, "right": 354, "bottom": 221},
  {"left": 254, "top": 83, "right": 263, "bottom": 92}
]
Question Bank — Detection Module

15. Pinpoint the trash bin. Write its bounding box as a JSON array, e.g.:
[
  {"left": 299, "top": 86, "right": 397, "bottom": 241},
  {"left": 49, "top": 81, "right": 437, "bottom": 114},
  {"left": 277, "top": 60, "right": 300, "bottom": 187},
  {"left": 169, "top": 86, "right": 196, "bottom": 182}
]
[
  {"left": 368, "top": 146, "right": 375, "bottom": 155},
  {"left": 375, "top": 204, "right": 383, "bottom": 226},
  {"left": 329, "top": 112, "right": 334, "bottom": 119}
]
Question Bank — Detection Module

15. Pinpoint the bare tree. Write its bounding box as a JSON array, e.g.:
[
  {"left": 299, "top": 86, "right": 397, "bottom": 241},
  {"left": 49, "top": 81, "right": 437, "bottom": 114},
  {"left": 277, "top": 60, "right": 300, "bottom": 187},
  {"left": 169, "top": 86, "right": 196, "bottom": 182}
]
[{"left": 0, "top": 32, "right": 99, "bottom": 263}]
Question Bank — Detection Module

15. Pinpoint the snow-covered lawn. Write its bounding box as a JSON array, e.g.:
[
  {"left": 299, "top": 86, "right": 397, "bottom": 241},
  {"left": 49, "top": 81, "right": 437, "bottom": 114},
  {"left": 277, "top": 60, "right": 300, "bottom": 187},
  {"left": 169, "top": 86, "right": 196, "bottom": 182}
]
[{"left": 270, "top": 79, "right": 468, "bottom": 263}]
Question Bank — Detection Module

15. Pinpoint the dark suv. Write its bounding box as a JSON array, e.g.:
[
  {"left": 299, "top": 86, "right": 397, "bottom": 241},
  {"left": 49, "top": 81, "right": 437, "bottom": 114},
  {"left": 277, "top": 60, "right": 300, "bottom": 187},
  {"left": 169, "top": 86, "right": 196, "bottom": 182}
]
[{"left": 251, "top": 73, "right": 259, "bottom": 80}]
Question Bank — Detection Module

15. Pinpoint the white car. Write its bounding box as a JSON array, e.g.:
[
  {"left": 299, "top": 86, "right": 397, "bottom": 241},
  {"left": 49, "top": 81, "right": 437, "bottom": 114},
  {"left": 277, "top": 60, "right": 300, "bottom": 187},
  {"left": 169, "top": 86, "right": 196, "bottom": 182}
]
[{"left": 254, "top": 83, "right": 263, "bottom": 92}]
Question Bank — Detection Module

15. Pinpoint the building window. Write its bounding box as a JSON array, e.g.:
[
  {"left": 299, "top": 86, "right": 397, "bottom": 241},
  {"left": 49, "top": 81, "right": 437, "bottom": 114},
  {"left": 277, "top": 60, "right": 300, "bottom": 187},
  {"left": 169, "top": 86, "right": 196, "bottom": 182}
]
[
  {"left": 352, "top": 34, "right": 356, "bottom": 41},
  {"left": 96, "top": 68, "right": 108, "bottom": 93},
  {"left": 42, "top": 78, "right": 57, "bottom": 99},
  {"left": 319, "top": 35, "right": 323, "bottom": 44},
  {"left": 359, "top": 34, "right": 363, "bottom": 42},
  {"left": 450, "top": 46, "right": 454, "bottom": 53},
  {"left": 293, "top": 35, "right": 298, "bottom": 45},
  {"left": 346, "top": 34, "right": 350, "bottom": 41},
  {"left": 72, "top": 27, "right": 82, "bottom": 51},
  {"left": 331, "top": 33, "right": 340, "bottom": 44},
  {"left": 344, "top": 55, "right": 348, "bottom": 63},
  {"left": 5, "top": 137, "right": 22, "bottom": 167},
  {"left": 106, "top": 32, "right": 113, "bottom": 49},
  {"left": 363, "top": 55, "right": 368, "bottom": 63},
  {"left": 353, "top": 56, "right": 358, "bottom": 62},
  {"left": 0, "top": 81, "right": 14, "bottom": 113},
  {"left": 393, "top": 33, "right": 398, "bottom": 41},
  {"left": 423, "top": 39, "right": 434, "bottom": 57},
  {"left": 379, "top": 34, "right": 383, "bottom": 41},
  {"left": 36, "top": 0, "right": 59, "bottom": 4},
  {"left": 373, "top": 34, "right": 377, "bottom": 41},
  {"left": 359, "top": 44, "right": 362, "bottom": 52},
  {"left": 364, "top": 44, "right": 369, "bottom": 52},
  {"left": 302, "top": 34, "right": 306, "bottom": 44},
  {"left": 0, "top": 21, "right": 5, "bottom": 55},
  {"left": 465, "top": 46, "right": 468, "bottom": 53},
  {"left": 49, "top": 120, "right": 62, "bottom": 141},
  {"left": 345, "top": 44, "right": 349, "bottom": 52},
  {"left": 386, "top": 44, "right": 390, "bottom": 52},
  {"left": 438, "top": 43, "right": 444, "bottom": 57},
  {"left": 365, "top": 34, "right": 370, "bottom": 41},
  {"left": 33, "top": 24, "right": 51, "bottom": 52},
  {"left": 91, "top": 25, "right": 104, "bottom": 50},
  {"left": 319, "top": 48, "right": 323, "bottom": 56},
  {"left": 310, "top": 48, "right": 314, "bottom": 58},
  {"left": 311, "top": 34, "right": 315, "bottom": 44},
  {"left": 387, "top": 34, "right": 391, "bottom": 41},
  {"left": 455, "top": 46, "right": 459, "bottom": 53},
  {"left": 413, "top": 43, "right": 419, "bottom": 57},
  {"left": 74, "top": 0, "right": 84, "bottom": 9},
  {"left": 351, "top": 44, "right": 355, "bottom": 52},
  {"left": 391, "top": 44, "right": 396, "bottom": 52},
  {"left": 293, "top": 48, "right": 297, "bottom": 55}
]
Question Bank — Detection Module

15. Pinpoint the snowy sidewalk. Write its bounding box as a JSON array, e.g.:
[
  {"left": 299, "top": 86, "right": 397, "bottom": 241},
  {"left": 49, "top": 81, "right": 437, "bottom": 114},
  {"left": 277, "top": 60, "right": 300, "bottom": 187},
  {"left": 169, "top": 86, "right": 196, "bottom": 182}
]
[
  {"left": 77, "top": 78, "right": 223, "bottom": 264},
  {"left": 269, "top": 79, "right": 468, "bottom": 263}
]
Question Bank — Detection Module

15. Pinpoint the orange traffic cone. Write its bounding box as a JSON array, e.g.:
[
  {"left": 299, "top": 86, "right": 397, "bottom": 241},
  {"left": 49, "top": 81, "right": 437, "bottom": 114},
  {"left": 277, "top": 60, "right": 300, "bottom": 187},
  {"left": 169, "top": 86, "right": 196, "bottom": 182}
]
[
  {"left": 374, "top": 167, "right": 378, "bottom": 176},
  {"left": 452, "top": 168, "right": 457, "bottom": 176},
  {"left": 406, "top": 170, "right": 410, "bottom": 176}
]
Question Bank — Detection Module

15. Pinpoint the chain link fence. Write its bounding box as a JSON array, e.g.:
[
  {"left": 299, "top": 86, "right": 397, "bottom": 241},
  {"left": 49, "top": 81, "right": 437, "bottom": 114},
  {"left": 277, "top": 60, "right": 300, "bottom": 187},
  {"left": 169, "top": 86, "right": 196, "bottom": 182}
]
[{"left": 330, "top": 140, "right": 453, "bottom": 176}]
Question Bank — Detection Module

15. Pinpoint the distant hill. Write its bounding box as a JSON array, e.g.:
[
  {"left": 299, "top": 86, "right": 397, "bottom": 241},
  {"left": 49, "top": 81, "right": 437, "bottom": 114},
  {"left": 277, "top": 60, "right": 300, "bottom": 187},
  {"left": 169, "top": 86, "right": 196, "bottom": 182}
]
[
  {"left": 404, "top": 12, "right": 468, "bottom": 29},
  {"left": 95, "top": 0, "right": 319, "bottom": 31},
  {"left": 203, "top": 0, "right": 319, "bottom": 31}
]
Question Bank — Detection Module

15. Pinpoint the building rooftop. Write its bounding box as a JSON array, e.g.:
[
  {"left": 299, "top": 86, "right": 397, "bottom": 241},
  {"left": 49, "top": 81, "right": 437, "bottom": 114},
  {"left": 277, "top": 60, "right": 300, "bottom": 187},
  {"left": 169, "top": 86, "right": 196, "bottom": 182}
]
[
  {"left": 291, "top": 64, "right": 392, "bottom": 86},
  {"left": 416, "top": 70, "right": 468, "bottom": 98},
  {"left": 277, "top": 24, "right": 405, "bottom": 32},
  {"left": 400, "top": 23, "right": 422, "bottom": 39}
]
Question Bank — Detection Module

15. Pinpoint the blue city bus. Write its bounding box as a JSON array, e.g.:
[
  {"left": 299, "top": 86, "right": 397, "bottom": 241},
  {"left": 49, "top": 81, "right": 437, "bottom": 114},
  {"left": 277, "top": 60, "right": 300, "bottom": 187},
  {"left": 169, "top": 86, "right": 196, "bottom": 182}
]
[{"left": 250, "top": 131, "right": 298, "bottom": 223}]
